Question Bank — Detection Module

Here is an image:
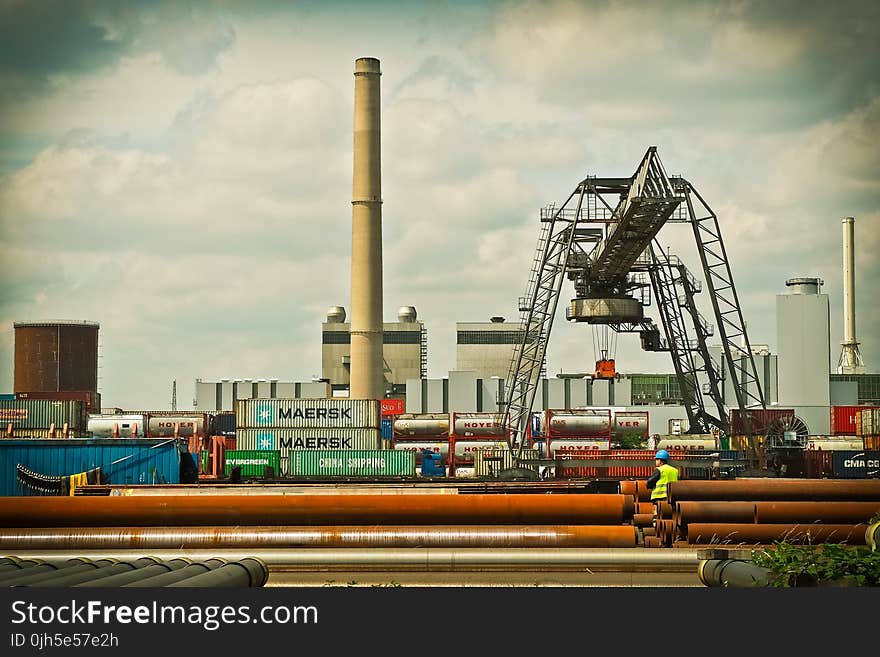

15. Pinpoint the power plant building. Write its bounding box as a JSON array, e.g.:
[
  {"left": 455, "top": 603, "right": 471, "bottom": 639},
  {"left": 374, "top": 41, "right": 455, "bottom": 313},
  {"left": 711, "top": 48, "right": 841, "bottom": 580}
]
[
  {"left": 776, "top": 277, "right": 831, "bottom": 407},
  {"left": 455, "top": 317, "right": 527, "bottom": 381},
  {"left": 321, "top": 305, "right": 426, "bottom": 396},
  {"left": 193, "top": 379, "right": 332, "bottom": 412}
]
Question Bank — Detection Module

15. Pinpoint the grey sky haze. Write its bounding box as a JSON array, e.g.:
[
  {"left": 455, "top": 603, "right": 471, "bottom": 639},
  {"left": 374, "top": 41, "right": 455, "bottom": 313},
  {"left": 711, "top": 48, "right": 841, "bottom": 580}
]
[{"left": 1, "top": 0, "right": 878, "bottom": 410}]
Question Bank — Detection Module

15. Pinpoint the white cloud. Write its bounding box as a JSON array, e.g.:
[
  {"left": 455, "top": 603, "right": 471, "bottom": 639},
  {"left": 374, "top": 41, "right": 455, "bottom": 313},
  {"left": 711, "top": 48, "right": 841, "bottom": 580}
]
[{"left": 1, "top": 1, "right": 878, "bottom": 409}]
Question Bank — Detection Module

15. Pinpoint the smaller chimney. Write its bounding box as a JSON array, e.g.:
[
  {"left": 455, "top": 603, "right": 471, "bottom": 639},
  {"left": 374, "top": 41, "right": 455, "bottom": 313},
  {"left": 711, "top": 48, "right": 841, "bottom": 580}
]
[{"left": 837, "top": 216, "right": 866, "bottom": 374}]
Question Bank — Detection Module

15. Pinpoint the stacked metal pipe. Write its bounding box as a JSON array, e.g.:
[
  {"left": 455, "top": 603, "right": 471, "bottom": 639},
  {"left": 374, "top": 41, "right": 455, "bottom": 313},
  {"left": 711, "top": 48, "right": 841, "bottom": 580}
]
[
  {"left": 0, "top": 556, "right": 268, "bottom": 587},
  {"left": 0, "top": 491, "right": 640, "bottom": 551},
  {"left": 654, "top": 479, "right": 880, "bottom": 546}
]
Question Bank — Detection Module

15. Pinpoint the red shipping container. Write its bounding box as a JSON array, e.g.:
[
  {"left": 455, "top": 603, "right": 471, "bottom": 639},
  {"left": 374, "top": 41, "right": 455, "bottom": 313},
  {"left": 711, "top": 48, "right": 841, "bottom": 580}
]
[
  {"left": 555, "top": 449, "right": 691, "bottom": 479},
  {"left": 380, "top": 398, "right": 406, "bottom": 416},
  {"left": 831, "top": 406, "right": 880, "bottom": 435},
  {"left": 730, "top": 408, "right": 794, "bottom": 435}
]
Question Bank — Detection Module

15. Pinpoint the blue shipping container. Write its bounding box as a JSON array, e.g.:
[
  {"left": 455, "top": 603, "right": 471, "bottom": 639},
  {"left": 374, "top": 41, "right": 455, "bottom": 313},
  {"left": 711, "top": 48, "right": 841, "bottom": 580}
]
[
  {"left": 831, "top": 450, "right": 880, "bottom": 479},
  {"left": 0, "top": 438, "right": 185, "bottom": 496},
  {"left": 381, "top": 417, "right": 393, "bottom": 441}
]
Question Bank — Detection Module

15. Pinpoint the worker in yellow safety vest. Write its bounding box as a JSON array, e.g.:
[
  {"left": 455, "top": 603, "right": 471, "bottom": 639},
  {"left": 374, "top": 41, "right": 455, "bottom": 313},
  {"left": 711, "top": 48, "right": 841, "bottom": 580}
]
[{"left": 646, "top": 449, "right": 679, "bottom": 512}]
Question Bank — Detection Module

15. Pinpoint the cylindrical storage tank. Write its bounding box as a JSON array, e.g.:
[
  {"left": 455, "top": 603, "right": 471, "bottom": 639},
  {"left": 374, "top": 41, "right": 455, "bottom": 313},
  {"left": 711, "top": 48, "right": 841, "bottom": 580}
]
[
  {"left": 0, "top": 399, "right": 87, "bottom": 432},
  {"left": 391, "top": 438, "right": 449, "bottom": 464},
  {"left": 288, "top": 449, "right": 415, "bottom": 477},
  {"left": 393, "top": 413, "right": 450, "bottom": 438},
  {"left": 451, "top": 413, "right": 507, "bottom": 438},
  {"left": 656, "top": 436, "right": 717, "bottom": 451},
  {"left": 14, "top": 321, "right": 99, "bottom": 397},
  {"left": 546, "top": 409, "right": 611, "bottom": 438},
  {"left": 612, "top": 410, "right": 649, "bottom": 442},
  {"left": 807, "top": 438, "right": 867, "bottom": 451},
  {"left": 548, "top": 438, "right": 611, "bottom": 457},
  {"left": 145, "top": 413, "right": 208, "bottom": 438},
  {"left": 236, "top": 399, "right": 379, "bottom": 429},
  {"left": 451, "top": 438, "right": 512, "bottom": 465},
  {"left": 87, "top": 414, "right": 148, "bottom": 438}
]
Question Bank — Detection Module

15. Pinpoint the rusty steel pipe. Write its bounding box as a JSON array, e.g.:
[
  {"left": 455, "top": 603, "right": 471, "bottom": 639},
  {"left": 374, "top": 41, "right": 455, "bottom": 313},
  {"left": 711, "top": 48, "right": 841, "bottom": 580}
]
[
  {"left": 634, "top": 481, "right": 652, "bottom": 501},
  {"left": 0, "top": 525, "right": 639, "bottom": 549},
  {"left": 685, "top": 523, "right": 869, "bottom": 545},
  {"left": 676, "top": 502, "right": 756, "bottom": 527},
  {"left": 636, "top": 503, "right": 654, "bottom": 515},
  {"left": 754, "top": 502, "right": 880, "bottom": 524},
  {"left": 633, "top": 514, "right": 654, "bottom": 528},
  {"left": 668, "top": 479, "right": 880, "bottom": 503},
  {"left": 0, "top": 494, "right": 633, "bottom": 527}
]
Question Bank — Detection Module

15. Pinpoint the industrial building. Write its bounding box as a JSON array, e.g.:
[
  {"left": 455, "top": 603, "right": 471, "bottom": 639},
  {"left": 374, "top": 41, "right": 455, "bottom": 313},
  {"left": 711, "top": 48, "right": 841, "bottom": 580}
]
[
  {"left": 321, "top": 305, "right": 426, "bottom": 396},
  {"left": 455, "top": 316, "right": 533, "bottom": 381},
  {"left": 193, "top": 379, "right": 331, "bottom": 412}
]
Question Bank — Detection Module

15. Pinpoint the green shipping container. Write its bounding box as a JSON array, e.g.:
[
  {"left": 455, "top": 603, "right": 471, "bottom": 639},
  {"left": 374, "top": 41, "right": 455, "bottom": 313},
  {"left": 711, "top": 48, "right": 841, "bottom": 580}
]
[
  {"left": 224, "top": 450, "right": 280, "bottom": 478},
  {"left": 288, "top": 449, "right": 415, "bottom": 477}
]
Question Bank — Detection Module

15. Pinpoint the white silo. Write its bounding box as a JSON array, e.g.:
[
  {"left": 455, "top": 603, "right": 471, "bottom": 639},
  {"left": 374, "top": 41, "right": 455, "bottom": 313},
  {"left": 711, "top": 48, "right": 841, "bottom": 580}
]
[{"left": 776, "top": 277, "right": 830, "bottom": 408}]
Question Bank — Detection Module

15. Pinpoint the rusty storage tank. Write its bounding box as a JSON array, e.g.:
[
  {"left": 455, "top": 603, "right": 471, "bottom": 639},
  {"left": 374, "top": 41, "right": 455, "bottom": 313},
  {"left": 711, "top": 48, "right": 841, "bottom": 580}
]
[{"left": 14, "top": 321, "right": 99, "bottom": 396}]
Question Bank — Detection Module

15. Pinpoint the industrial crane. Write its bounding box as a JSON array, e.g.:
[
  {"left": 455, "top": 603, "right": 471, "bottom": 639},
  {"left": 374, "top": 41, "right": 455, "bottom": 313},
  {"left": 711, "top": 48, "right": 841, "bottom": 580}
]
[{"left": 503, "top": 147, "right": 766, "bottom": 459}]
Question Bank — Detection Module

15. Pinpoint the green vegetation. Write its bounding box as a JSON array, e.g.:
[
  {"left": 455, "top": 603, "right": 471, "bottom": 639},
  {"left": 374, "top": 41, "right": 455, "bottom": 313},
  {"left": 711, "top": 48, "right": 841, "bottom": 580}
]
[{"left": 751, "top": 540, "right": 880, "bottom": 587}]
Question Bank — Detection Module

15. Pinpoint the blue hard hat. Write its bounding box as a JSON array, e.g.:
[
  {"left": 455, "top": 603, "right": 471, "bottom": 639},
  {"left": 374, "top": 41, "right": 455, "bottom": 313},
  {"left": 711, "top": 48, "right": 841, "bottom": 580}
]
[{"left": 655, "top": 449, "right": 669, "bottom": 461}]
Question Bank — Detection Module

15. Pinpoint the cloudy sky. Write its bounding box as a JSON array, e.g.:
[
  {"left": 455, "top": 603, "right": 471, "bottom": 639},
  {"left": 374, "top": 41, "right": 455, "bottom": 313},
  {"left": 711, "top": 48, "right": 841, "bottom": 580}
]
[{"left": 1, "top": 0, "right": 878, "bottom": 410}]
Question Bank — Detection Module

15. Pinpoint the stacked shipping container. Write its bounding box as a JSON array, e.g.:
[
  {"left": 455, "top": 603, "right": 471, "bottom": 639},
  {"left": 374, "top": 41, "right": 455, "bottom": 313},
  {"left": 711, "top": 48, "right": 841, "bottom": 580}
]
[
  {"left": 235, "top": 399, "right": 381, "bottom": 476},
  {"left": 0, "top": 399, "right": 88, "bottom": 437}
]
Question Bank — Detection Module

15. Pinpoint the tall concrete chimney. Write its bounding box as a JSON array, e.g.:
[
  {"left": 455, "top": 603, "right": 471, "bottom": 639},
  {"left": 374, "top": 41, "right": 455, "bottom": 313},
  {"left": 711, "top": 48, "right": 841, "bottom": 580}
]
[
  {"left": 349, "top": 57, "right": 385, "bottom": 400},
  {"left": 837, "top": 216, "right": 866, "bottom": 374}
]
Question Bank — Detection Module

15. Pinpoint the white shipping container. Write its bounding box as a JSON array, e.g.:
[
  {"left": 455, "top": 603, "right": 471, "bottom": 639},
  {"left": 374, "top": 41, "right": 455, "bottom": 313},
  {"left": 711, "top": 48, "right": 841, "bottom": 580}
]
[
  {"left": 548, "top": 438, "right": 611, "bottom": 457},
  {"left": 236, "top": 399, "right": 379, "bottom": 429}
]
